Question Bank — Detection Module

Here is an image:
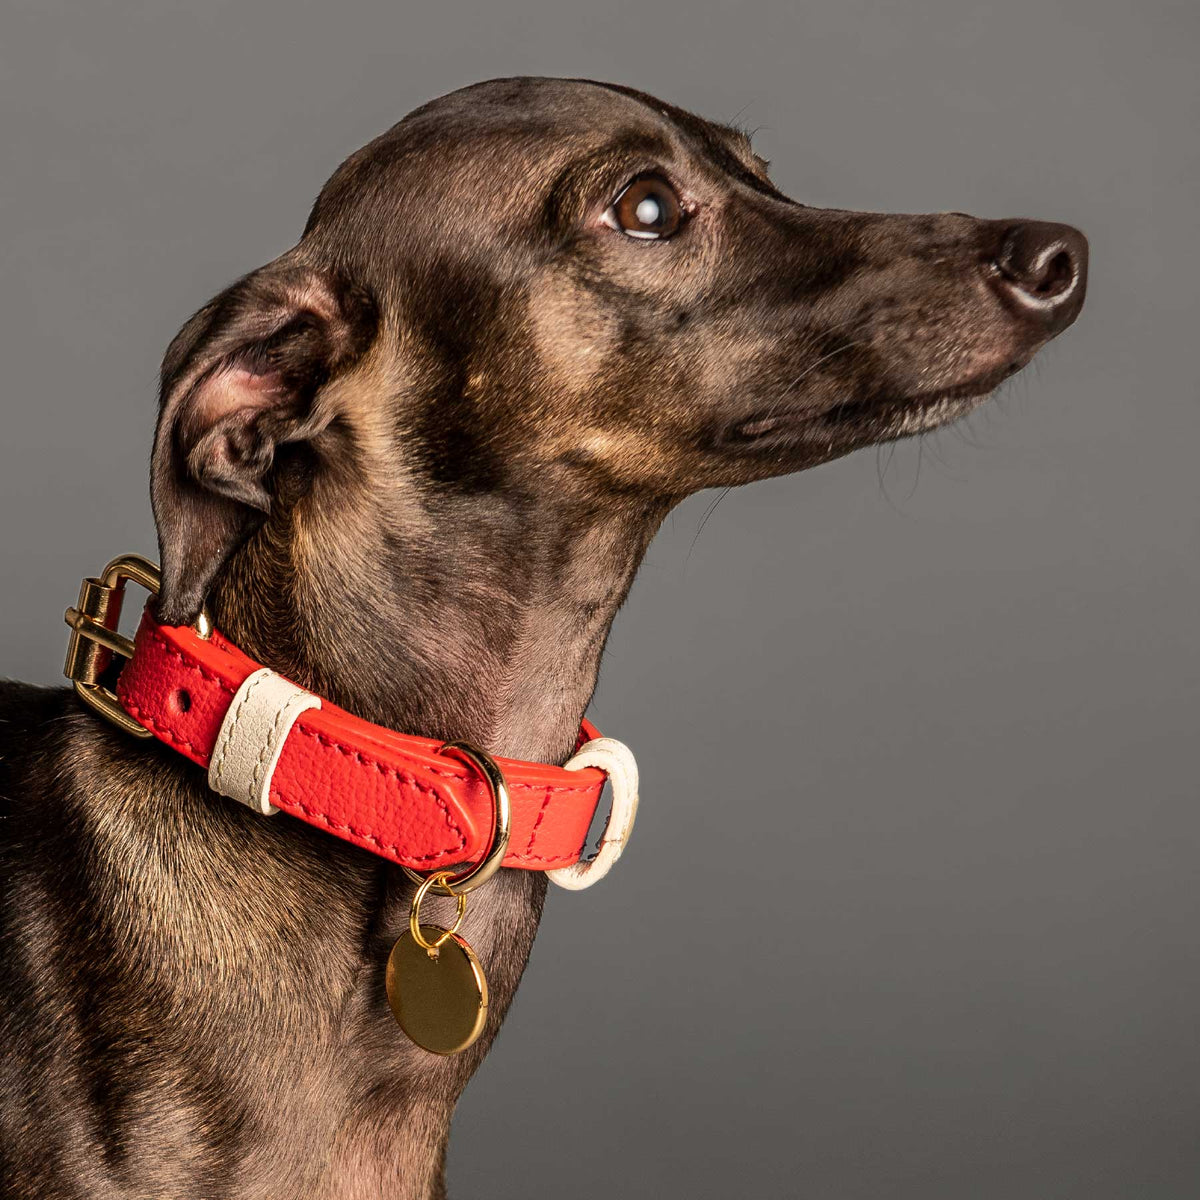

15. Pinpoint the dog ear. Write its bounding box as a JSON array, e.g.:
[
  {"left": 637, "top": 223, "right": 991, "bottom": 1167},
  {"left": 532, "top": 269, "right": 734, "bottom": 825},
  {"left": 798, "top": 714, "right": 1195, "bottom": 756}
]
[{"left": 151, "top": 259, "right": 377, "bottom": 625}]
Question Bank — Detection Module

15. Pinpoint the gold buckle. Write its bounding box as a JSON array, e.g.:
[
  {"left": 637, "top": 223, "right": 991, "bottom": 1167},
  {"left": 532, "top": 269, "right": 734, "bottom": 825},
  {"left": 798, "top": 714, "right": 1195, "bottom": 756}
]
[{"left": 63, "top": 553, "right": 212, "bottom": 739}]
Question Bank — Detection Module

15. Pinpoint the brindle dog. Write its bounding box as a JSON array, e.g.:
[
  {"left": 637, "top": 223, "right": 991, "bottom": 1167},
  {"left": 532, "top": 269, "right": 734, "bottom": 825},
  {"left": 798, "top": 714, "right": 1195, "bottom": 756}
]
[{"left": 0, "top": 77, "right": 1086, "bottom": 1199}]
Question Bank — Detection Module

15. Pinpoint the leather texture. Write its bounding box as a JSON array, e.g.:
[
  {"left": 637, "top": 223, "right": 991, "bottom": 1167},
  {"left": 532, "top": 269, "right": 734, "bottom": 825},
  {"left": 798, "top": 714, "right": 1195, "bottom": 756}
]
[
  {"left": 115, "top": 611, "right": 610, "bottom": 872},
  {"left": 208, "top": 668, "right": 322, "bottom": 816}
]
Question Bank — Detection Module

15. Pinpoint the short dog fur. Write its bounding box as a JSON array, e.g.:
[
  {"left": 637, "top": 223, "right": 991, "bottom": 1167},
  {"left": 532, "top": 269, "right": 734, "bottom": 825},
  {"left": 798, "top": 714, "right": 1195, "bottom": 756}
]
[{"left": 0, "top": 77, "right": 1086, "bottom": 1199}]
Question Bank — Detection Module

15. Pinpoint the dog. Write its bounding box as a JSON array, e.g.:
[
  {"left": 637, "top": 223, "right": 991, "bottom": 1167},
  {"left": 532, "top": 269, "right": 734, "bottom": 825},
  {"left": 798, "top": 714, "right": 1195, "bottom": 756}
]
[{"left": 0, "top": 76, "right": 1086, "bottom": 1199}]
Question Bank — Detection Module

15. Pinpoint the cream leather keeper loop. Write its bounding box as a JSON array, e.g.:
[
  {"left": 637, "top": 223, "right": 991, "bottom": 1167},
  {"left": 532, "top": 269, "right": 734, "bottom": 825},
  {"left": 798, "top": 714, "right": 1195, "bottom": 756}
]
[
  {"left": 547, "top": 737, "right": 639, "bottom": 891},
  {"left": 208, "top": 668, "right": 321, "bottom": 816}
]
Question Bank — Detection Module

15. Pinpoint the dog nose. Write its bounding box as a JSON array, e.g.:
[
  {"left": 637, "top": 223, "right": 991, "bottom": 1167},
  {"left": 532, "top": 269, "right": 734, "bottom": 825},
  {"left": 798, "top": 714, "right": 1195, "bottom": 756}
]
[{"left": 990, "top": 221, "right": 1088, "bottom": 333}]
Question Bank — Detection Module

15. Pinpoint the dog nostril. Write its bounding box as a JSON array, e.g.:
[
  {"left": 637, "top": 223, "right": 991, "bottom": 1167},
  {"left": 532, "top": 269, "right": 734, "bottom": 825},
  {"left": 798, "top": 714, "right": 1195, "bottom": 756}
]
[
  {"left": 991, "top": 220, "right": 1088, "bottom": 327},
  {"left": 1035, "top": 250, "right": 1074, "bottom": 297}
]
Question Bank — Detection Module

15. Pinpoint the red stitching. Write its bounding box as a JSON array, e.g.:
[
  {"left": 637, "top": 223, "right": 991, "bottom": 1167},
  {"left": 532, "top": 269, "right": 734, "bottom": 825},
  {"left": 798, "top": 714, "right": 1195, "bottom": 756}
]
[
  {"left": 516, "top": 782, "right": 597, "bottom": 796},
  {"left": 140, "top": 627, "right": 236, "bottom": 693},
  {"left": 290, "top": 725, "right": 467, "bottom": 851},
  {"left": 524, "top": 787, "right": 554, "bottom": 857},
  {"left": 409, "top": 759, "right": 598, "bottom": 797},
  {"left": 272, "top": 793, "right": 465, "bottom": 861},
  {"left": 118, "top": 700, "right": 209, "bottom": 759},
  {"left": 514, "top": 849, "right": 581, "bottom": 865}
]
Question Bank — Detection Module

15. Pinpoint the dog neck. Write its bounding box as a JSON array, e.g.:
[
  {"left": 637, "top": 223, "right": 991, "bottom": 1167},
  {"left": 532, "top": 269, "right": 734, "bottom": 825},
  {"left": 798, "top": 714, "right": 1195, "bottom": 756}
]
[{"left": 207, "top": 467, "right": 668, "bottom": 767}]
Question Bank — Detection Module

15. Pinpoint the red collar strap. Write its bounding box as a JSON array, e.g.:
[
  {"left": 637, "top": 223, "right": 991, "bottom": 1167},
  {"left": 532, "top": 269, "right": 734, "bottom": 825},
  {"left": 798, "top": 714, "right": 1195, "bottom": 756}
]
[{"left": 99, "top": 609, "right": 637, "bottom": 887}]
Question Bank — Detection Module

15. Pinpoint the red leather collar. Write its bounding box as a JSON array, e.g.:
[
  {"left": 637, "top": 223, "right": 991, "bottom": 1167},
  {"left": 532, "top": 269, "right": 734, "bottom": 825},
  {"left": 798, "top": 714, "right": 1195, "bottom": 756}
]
[{"left": 114, "top": 612, "right": 606, "bottom": 873}]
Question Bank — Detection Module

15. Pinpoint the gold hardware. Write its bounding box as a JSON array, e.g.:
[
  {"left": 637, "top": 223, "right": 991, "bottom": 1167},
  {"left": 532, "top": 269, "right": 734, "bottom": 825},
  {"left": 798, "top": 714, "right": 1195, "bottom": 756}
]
[
  {"left": 408, "top": 870, "right": 468, "bottom": 956},
  {"left": 389, "top": 743, "right": 510, "bottom": 1053},
  {"left": 64, "top": 554, "right": 212, "bottom": 738},
  {"left": 402, "top": 740, "right": 512, "bottom": 896},
  {"left": 388, "top": 868, "right": 488, "bottom": 1055}
]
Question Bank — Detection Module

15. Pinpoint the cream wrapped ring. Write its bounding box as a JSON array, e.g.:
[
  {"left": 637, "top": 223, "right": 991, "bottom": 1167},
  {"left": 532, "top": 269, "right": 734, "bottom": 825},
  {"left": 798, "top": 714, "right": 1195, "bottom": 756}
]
[{"left": 547, "top": 736, "right": 640, "bottom": 891}]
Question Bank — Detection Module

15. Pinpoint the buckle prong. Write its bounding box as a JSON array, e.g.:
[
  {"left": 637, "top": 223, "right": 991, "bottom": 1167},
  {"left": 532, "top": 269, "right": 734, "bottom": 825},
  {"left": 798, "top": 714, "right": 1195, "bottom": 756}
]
[{"left": 64, "top": 609, "right": 136, "bottom": 663}]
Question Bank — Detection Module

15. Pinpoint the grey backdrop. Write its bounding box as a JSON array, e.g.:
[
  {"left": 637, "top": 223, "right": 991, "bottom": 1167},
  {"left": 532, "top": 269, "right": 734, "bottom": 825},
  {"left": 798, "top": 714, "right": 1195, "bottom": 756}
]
[{"left": 3, "top": 1, "right": 1198, "bottom": 1196}]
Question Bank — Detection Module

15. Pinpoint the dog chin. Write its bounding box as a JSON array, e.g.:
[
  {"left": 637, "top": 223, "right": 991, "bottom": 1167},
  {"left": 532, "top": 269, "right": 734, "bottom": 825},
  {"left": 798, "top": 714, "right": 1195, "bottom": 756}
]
[
  {"left": 720, "top": 369, "right": 1008, "bottom": 461},
  {"left": 861, "top": 387, "right": 994, "bottom": 439},
  {"left": 819, "top": 358, "right": 1026, "bottom": 445}
]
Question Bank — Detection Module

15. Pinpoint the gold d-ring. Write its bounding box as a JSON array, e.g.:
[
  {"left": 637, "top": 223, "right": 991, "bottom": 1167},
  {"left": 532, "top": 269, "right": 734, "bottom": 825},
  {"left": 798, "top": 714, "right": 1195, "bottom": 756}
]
[
  {"left": 403, "top": 740, "right": 512, "bottom": 896},
  {"left": 409, "top": 870, "right": 468, "bottom": 955}
]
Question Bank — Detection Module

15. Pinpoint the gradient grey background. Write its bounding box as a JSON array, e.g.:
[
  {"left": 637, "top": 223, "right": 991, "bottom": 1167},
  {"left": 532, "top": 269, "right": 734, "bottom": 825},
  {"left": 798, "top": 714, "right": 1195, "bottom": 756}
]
[{"left": 2, "top": 1, "right": 1197, "bottom": 1196}]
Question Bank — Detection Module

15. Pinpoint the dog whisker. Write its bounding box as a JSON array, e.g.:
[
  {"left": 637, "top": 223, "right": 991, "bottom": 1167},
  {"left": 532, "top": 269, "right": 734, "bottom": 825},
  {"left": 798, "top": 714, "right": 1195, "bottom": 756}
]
[{"left": 685, "top": 486, "right": 734, "bottom": 568}]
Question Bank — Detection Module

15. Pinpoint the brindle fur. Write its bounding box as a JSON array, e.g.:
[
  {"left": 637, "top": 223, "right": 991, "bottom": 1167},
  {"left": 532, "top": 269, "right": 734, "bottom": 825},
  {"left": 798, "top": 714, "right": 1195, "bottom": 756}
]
[{"left": 0, "top": 77, "right": 1085, "bottom": 1198}]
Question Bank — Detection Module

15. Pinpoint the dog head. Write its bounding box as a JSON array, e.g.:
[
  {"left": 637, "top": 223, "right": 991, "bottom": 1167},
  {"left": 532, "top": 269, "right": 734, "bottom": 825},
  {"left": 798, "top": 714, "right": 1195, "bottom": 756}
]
[{"left": 152, "top": 76, "right": 1086, "bottom": 625}]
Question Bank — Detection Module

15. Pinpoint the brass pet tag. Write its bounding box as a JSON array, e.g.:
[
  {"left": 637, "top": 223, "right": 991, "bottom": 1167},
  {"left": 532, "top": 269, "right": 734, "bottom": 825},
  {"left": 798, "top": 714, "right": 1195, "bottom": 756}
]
[{"left": 387, "top": 870, "right": 488, "bottom": 1055}]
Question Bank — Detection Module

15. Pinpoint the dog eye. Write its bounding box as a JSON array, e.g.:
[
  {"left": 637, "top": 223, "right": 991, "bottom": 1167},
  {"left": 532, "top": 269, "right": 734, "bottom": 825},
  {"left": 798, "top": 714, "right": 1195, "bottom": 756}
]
[{"left": 603, "top": 174, "right": 683, "bottom": 239}]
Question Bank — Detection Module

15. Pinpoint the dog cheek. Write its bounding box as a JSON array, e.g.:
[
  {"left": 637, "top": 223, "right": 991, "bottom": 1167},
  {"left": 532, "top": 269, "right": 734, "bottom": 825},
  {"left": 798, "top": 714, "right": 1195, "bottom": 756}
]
[{"left": 525, "top": 276, "right": 622, "bottom": 396}]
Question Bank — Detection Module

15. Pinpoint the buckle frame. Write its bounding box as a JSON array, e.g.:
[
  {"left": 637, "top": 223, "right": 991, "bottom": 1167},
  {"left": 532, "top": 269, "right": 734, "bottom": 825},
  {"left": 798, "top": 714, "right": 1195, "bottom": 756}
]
[{"left": 64, "top": 553, "right": 211, "bottom": 738}]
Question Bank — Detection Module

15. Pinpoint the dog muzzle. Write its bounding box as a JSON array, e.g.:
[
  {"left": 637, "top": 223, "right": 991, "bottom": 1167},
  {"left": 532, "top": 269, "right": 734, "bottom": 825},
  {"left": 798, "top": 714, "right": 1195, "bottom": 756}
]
[{"left": 64, "top": 553, "right": 639, "bottom": 1055}]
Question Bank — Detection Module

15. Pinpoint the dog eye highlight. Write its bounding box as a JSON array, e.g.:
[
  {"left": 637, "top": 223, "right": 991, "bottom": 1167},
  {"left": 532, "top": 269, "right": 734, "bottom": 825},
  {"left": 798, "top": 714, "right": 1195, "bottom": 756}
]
[{"left": 603, "top": 174, "right": 683, "bottom": 239}]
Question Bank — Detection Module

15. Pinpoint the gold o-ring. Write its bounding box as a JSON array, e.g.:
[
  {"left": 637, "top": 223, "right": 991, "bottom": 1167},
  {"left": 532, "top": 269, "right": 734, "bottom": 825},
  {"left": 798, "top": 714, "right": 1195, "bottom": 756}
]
[{"left": 403, "top": 740, "right": 512, "bottom": 896}]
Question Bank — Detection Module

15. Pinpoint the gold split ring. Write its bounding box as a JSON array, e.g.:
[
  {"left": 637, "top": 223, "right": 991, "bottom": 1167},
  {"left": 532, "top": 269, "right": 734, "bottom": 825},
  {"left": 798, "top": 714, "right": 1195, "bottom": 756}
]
[{"left": 409, "top": 870, "right": 468, "bottom": 956}]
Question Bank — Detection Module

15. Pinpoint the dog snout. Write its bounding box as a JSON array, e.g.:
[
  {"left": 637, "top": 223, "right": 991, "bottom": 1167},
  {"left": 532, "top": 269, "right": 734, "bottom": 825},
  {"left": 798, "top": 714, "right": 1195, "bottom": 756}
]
[{"left": 988, "top": 220, "right": 1088, "bottom": 334}]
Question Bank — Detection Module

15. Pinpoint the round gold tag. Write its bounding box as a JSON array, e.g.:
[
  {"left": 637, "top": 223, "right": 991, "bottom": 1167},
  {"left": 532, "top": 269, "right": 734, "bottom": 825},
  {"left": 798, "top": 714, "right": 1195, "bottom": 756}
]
[{"left": 386, "top": 926, "right": 488, "bottom": 1055}]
